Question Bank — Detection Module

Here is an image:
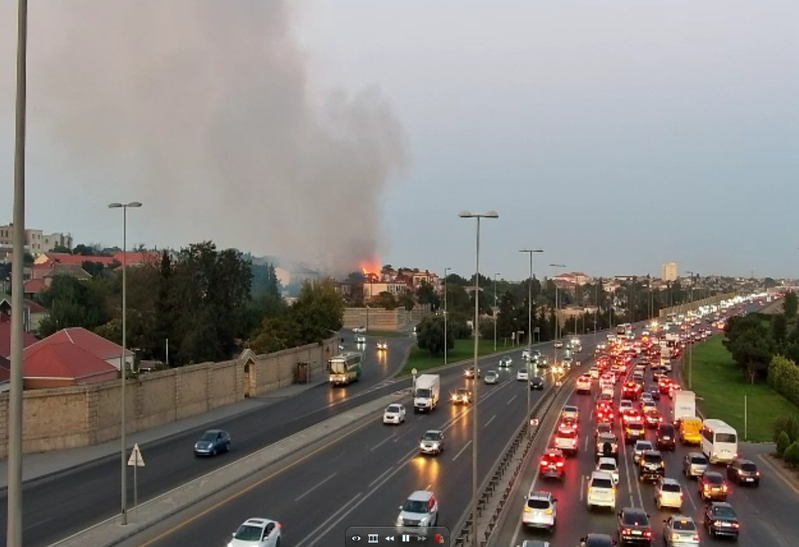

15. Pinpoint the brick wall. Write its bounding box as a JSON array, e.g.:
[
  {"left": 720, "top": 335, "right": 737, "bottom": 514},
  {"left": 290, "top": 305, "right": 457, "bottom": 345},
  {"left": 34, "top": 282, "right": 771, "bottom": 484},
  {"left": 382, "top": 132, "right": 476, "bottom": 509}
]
[
  {"left": 342, "top": 305, "right": 430, "bottom": 331},
  {"left": 0, "top": 336, "right": 337, "bottom": 458}
]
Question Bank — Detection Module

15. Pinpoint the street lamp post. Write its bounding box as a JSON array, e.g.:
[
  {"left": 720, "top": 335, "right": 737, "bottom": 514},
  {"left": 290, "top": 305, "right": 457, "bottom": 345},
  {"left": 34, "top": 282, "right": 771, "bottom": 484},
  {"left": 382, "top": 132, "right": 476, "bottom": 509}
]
[
  {"left": 549, "top": 264, "right": 566, "bottom": 381},
  {"left": 520, "top": 249, "right": 543, "bottom": 436},
  {"left": 109, "top": 201, "right": 142, "bottom": 525},
  {"left": 459, "top": 210, "right": 499, "bottom": 547},
  {"left": 444, "top": 267, "right": 451, "bottom": 365},
  {"left": 493, "top": 273, "right": 500, "bottom": 351},
  {"left": 7, "top": 1, "right": 28, "bottom": 545}
]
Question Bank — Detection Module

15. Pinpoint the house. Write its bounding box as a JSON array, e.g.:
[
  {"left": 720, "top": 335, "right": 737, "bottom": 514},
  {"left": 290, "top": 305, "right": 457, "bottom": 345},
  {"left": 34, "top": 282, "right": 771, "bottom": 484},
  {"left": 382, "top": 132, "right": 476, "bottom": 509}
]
[
  {"left": 0, "top": 313, "right": 39, "bottom": 358},
  {"left": 22, "top": 342, "right": 118, "bottom": 389},
  {"left": 24, "top": 327, "right": 132, "bottom": 371},
  {"left": 41, "top": 263, "right": 92, "bottom": 285},
  {"left": 0, "top": 355, "right": 9, "bottom": 391},
  {"left": 23, "top": 278, "right": 47, "bottom": 298},
  {"left": 0, "top": 294, "right": 47, "bottom": 334},
  {"left": 553, "top": 271, "right": 591, "bottom": 286}
]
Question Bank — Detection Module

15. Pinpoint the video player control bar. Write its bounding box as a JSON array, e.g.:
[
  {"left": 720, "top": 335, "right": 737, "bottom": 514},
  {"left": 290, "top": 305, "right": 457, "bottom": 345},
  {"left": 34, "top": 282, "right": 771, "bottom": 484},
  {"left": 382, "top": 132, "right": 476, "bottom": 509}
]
[{"left": 346, "top": 527, "right": 450, "bottom": 546}]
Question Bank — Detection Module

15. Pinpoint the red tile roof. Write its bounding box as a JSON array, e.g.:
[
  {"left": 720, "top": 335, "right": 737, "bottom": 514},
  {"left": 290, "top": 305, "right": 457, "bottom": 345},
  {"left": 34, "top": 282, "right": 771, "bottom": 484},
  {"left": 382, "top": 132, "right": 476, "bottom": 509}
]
[
  {"left": 23, "top": 341, "right": 117, "bottom": 382},
  {"left": 23, "top": 279, "right": 47, "bottom": 294},
  {"left": 24, "top": 298, "right": 46, "bottom": 313},
  {"left": 0, "top": 314, "right": 39, "bottom": 358},
  {"left": 41, "top": 253, "right": 117, "bottom": 266},
  {"left": 112, "top": 251, "right": 160, "bottom": 265},
  {"left": 24, "top": 327, "right": 123, "bottom": 361}
]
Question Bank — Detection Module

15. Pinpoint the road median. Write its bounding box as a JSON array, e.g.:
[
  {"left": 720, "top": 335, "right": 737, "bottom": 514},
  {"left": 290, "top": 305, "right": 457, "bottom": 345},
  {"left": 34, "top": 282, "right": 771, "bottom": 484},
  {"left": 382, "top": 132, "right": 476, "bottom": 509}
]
[{"left": 48, "top": 391, "right": 406, "bottom": 547}]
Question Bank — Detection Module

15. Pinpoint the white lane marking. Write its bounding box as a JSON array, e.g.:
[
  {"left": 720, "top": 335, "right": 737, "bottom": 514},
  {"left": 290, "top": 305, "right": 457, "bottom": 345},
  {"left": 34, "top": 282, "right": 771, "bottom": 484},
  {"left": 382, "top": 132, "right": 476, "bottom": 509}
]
[
  {"left": 294, "top": 491, "right": 363, "bottom": 547},
  {"left": 294, "top": 472, "right": 337, "bottom": 502},
  {"left": 580, "top": 474, "right": 586, "bottom": 501},
  {"left": 368, "top": 466, "right": 394, "bottom": 488},
  {"left": 621, "top": 434, "right": 635, "bottom": 506},
  {"left": 584, "top": 435, "right": 590, "bottom": 452},
  {"left": 452, "top": 440, "right": 473, "bottom": 461},
  {"left": 485, "top": 415, "right": 497, "bottom": 427},
  {"left": 507, "top": 394, "right": 518, "bottom": 405},
  {"left": 370, "top": 434, "right": 395, "bottom": 451}
]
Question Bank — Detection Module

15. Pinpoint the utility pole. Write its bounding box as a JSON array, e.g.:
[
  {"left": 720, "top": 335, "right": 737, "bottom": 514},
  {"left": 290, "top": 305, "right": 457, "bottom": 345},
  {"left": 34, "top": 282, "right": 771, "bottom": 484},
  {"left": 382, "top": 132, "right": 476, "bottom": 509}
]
[
  {"left": 493, "top": 273, "right": 500, "bottom": 351},
  {"left": 444, "top": 267, "right": 450, "bottom": 365}
]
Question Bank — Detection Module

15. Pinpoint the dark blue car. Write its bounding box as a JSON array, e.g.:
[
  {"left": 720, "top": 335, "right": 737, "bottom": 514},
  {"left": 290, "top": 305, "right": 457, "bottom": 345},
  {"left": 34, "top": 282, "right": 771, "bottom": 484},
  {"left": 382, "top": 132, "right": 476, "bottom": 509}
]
[{"left": 194, "top": 429, "right": 231, "bottom": 457}]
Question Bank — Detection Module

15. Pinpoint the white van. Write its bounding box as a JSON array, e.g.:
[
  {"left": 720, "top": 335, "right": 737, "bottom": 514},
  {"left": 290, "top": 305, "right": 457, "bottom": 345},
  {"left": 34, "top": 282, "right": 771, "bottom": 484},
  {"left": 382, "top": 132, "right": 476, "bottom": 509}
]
[
  {"left": 586, "top": 471, "right": 616, "bottom": 510},
  {"left": 701, "top": 419, "right": 738, "bottom": 464}
]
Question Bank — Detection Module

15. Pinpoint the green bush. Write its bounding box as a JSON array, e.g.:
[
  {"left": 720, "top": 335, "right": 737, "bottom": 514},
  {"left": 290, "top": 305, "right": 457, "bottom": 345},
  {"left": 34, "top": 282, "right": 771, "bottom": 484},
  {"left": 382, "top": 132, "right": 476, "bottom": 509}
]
[
  {"left": 783, "top": 441, "right": 799, "bottom": 467},
  {"left": 768, "top": 355, "right": 799, "bottom": 407},
  {"left": 774, "top": 415, "right": 799, "bottom": 444},
  {"left": 777, "top": 431, "right": 792, "bottom": 457}
]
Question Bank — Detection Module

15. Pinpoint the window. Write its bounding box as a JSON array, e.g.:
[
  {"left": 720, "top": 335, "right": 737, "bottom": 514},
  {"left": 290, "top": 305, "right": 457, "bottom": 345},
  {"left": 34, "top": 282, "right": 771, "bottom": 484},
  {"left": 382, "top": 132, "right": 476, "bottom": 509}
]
[
  {"left": 690, "top": 455, "right": 707, "bottom": 464},
  {"left": 672, "top": 519, "right": 696, "bottom": 531},
  {"left": 661, "top": 483, "right": 681, "bottom": 493},
  {"left": 716, "top": 433, "right": 737, "bottom": 443},
  {"left": 591, "top": 477, "right": 613, "bottom": 489},
  {"left": 403, "top": 500, "right": 429, "bottom": 513},
  {"left": 740, "top": 462, "right": 757, "bottom": 472},
  {"left": 622, "top": 512, "right": 648, "bottom": 525},
  {"left": 712, "top": 506, "right": 736, "bottom": 519},
  {"left": 526, "top": 498, "right": 551, "bottom": 510}
]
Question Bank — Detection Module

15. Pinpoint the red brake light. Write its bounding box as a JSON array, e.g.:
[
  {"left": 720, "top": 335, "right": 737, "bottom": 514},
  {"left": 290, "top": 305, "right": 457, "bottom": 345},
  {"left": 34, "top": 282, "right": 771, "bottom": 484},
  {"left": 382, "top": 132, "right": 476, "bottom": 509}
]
[{"left": 644, "top": 530, "right": 652, "bottom": 537}]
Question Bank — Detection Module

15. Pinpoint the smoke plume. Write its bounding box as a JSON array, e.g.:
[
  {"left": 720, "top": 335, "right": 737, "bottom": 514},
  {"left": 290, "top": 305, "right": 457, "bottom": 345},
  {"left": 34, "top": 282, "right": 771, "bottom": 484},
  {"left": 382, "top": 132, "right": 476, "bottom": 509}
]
[{"left": 0, "top": 0, "right": 407, "bottom": 275}]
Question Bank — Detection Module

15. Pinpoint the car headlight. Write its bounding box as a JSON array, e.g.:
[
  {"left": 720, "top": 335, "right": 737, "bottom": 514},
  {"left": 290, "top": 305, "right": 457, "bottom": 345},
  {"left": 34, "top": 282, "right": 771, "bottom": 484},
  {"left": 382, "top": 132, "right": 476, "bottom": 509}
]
[{"left": 396, "top": 517, "right": 404, "bottom": 526}]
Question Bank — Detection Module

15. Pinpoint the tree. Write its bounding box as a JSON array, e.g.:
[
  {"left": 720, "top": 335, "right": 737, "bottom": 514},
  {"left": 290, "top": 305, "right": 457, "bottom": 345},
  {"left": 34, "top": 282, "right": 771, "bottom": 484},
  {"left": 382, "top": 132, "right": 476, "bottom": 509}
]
[
  {"left": 416, "top": 315, "right": 453, "bottom": 357},
  {"left": 416, "top": 281, "right": 439, "bottom": 310},
  {"left": 250, "top": 315, "right": 302, "bottom": 354},
  {"left": 51, "top": 245, "right": 71, "bottom": 253},
  {"left": 81, "top": 260, "right": 107, "bottom": 278},
  {"left": 726, "top": 326, "right": 774, "bottom": 383},
  {"left": 37, "top": 276, "right": 110, "bottom": 336},
  {"left": 398, "top": 292, "right": 416, "bottom": 311},
  {"left": 772, "top": 313, "right": 788, "bottom": 344},
  {"left": 285, "top": 278, "right": 345, "bottom": 344},
  {"left": 784, "top": 291, "right": 798, "bottom": 320},
  {"left": 495, "top": 291, "right": 520, "bottom": 339},
  {"left": 373, "top": 291, "right": 398, "bottom": 310}
]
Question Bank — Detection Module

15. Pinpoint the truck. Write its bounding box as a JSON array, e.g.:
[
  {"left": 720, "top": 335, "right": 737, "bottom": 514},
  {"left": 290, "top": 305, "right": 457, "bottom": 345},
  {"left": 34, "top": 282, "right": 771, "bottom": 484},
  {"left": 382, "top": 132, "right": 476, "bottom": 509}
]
[
  {"left": 672, "top": 390, "right": 696, "bottom": 425},
  {"left": 414, "top": 374, "right": 441, "bottom": 413}
]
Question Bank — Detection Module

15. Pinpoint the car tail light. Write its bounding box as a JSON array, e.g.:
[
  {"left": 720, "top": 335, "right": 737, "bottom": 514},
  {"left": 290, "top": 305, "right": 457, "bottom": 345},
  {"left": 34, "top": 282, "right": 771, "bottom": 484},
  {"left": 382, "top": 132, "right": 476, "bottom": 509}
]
[
  {"left": 622, "top": 528, "right": 630, "bottom": 535},
  {"left": 704, "top": 485, "right": 709, "bottom": 491},
  {"left": 722, "top": 484, "right": 728, "bottom": 492},
  {"left": 732, "top": 522, "right": 740, "bottom": 528},
  {"left": 540, "top": 460, "right": 547, "bottom": 466},
  {"left": 277, "top": 522, "right": 283, "bottom": 529},
  {"left": 693, "top": 534, "right": 699, "bottom": 541},
  {"left": 556, "top": 462, "right": 564, "bottom": 467},
  {"left": 644, "top": 530, "right": 652, "bottom": 537}
]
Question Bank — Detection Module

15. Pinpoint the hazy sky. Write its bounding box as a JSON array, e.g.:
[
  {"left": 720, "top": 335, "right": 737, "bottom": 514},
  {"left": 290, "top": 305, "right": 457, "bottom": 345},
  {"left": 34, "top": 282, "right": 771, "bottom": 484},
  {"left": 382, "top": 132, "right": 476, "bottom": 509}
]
[{"left": 2, "top": 1, "right": 798, "bottom": 279}]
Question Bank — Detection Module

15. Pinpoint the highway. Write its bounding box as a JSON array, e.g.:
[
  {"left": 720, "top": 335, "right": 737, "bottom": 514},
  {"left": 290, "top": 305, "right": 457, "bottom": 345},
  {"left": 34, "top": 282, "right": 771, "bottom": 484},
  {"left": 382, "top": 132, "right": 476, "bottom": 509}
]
[
  {"left": 114, "top": 335, "right": 607, "bottom": 547},
  {"left": 495, "top": 315, "right": 799, "bottom": 547},
  {"left": 0, "top": 331, "right": 415, "bottom": 547}
]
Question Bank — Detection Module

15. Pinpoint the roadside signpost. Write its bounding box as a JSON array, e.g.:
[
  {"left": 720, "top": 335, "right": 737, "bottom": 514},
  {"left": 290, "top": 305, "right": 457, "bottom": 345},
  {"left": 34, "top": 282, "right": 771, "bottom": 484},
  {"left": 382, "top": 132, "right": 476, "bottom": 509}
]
[{"left": 127, "top": 443, "right": 145, "bottom": 513}]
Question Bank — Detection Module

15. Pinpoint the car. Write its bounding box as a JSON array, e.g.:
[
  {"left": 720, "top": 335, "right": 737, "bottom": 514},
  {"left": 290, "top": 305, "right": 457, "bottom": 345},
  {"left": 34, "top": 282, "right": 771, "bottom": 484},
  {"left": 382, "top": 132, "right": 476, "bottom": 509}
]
[
  {"left": 619, "top": 399, "right": 634, "bottom": 413},
  {"left": 529, "top": 376, "right": 545, "bottom": 390},
  {"left": 451, "top": 387, "right": 472, "bottom": 404},
  {"left": 658, "top": 377, "right": 672, "bottom": 393},
  {"left": 703, "top": 501, "right": 740, "bottom": 540},
  {"left": 648, "top": 387, "right": 660, "bottom": 401},
  {"left": 563, "top": 356, "right": 574, "bottom": 369},
  {"left": 554, "top": 427, "right": 578, "bottom": 456},
  {"left": 499, "top": 356, "right": 513, "bottom": 368},
  {"left": 727, "top": 458, "right": 760, "bottom": 486},
  {"left": 561, "top": 405, "right": 579, "bottom": 420},
  {"left": 638, "top": 450, "right": 665, "bottom": 482},
  {"left": 484, "top": 370, "right": 500, "bottom": 385},
  {"left": 662, "top": 516, "right": 699, "bottom": 546},
  {"left": 601, "top": 386, "right": 615, "bottom": 398},
  {"left": 595, "top": 422, "right": 612, "bottom": 439},
  {"left": 464, "top": 367, "right": 480, "bottom": 379},
  {"left": 624, "top": 423, "right": 646, "bottom": 444},
  {"left": 352, "top": 325, "right": 366, "bottom": 333},
  {"left": 641, "top": 401, "right": 657, "bottom": 414},
  {"left": 576, "top": 375, "right": 592, "bottom": 393},
  {"left": 559, "top": 416, "right": 579, "bottom": 432},
  {"left": 517, "top": 369, "right": 529, "bottom": 381},
  {"left": 579, "top": 534, "right": 617, "bottom": 547},
  {"left": 227, "top": 518, "right": 282, "bottom": 547},
  {"left": 596, "top": 404, "right": 614, "bottom": 423},
  {"left": 617, "top": 507, "right": 652, "bottom": 545},
  {"left": 376, "top": 341, "right": 388, "bottom": 351},
  {"left": 589, "top": 366, "right": 600, "bottom": 379},
  {"left": 683, "top": 452, "right": 708, "bottom": 479},
  {"left": 643, "top": 410, "right": 661, "bottom": 429},
  {"left": 697, "top": 471, "right": 729, "bottom": 501},
  {"left": 383, "top": 403, "right": 406, "bottom": 424},
  {"left": 194, "top": 429, "right": 231, "bottom": 457},
  {"left": 667, "top": 384, "right": 682, "bottom": 399},
  {"left": 633, "top": 440, "right": 654, "bottom": 464},
  {"left": 622, "top": 382, "right": 641, "bottom": 399},
  {"left": 586, "top": 471, "right": 616, "bottom": 510},
  {"left": 522, "top": 491, "right": 558, "bottom": 531},
  {"left": 656, "top": 423, "right": 676, "bottom": 450},
  {"left": 597, "top": 392, "right": 614, "bottom": 406},
  {"left": 419, "top": 430, "right": 445, "bottom": 455},
  {"left": 539, "top": 448, "right": 566, "bottom": 479},
  {"left": 396, "top": 490, "right": 439, "bottom": 527},
  {"left": 621, "top": 409, "right": 643, "bottom": 426},
  {"left": 355, "top": 335, "right": 366, "bottom": 344},
  {"left": 554, "top": 340, "right": 564, "bottom": 348},
  {"left": 654, "top": 477, "right": 683, "bottom": 510},
  {"left": 596, "top": 432, "right": 619, "bottom": 460},
  {"left": 640, "top": 391, "right": 654, "bottom": 403},
  {"left": 596, "top": 457, "right": 620, "bottom": 484}
]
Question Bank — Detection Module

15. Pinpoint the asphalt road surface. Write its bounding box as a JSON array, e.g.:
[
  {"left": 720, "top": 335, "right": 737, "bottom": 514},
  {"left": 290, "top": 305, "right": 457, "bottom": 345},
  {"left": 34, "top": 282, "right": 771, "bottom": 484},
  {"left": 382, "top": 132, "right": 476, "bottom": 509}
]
[
  {"left": 0, "top": 331, "right": 415, "bottom": 547},
  {"left": 115, "top": 333, "right": 612, "bottom": 547},
  {"left": 496, "top": 327, "right": 798, "bottom": 546}
]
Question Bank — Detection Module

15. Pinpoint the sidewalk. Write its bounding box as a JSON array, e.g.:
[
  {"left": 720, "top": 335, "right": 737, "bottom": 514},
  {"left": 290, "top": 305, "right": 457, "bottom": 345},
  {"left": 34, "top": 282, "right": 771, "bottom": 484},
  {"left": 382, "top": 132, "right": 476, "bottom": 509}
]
[{"left": 0, "top": 380, "right": 325, "bottom": 490}]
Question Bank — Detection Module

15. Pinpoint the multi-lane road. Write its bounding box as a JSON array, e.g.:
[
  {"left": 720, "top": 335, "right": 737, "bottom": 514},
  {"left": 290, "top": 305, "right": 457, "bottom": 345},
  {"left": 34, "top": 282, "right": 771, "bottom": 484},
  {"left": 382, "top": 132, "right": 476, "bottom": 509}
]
[
  {"left": 116, "top": 335, "right": 610, "bottom": 547},
  {"left": 0, "top": 331, "right": 414, "bottom": 547},
  {"left": 495, "top": 326, "right": 799, "bottom": 547}
]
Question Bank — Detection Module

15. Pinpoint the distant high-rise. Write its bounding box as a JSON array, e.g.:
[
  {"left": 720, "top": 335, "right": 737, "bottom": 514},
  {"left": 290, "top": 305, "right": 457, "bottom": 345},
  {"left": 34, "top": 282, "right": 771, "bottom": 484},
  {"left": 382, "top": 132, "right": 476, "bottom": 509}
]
[{"left": 662, "top": 262, "right": 678, "bottom": 282}]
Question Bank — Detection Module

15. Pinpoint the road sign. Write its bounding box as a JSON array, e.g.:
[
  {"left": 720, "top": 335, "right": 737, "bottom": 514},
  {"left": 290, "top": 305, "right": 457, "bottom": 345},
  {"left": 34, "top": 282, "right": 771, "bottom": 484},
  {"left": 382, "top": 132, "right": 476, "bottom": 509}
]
[
  {"left": 127, "top": 443, "right": 145, "bottom": 467},
  {"left": 530, "top": 418, "right": 539, "bottom": 426}
]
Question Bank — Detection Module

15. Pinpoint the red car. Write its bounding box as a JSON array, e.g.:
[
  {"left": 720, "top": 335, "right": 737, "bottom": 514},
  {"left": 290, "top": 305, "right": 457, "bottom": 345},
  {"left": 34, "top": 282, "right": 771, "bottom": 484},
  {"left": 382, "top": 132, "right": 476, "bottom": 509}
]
[
  {"left": 622, "top": 381, "right": 641, "bottom": 399},
  {"left": 622, "top": 408, "right": 643, "bottom": 425},
  {"left": 539, "top": 448, "right": 566, "bottom": 479},
  {"left": 596, "top": 405, "right": 615, "bottom": 423}
]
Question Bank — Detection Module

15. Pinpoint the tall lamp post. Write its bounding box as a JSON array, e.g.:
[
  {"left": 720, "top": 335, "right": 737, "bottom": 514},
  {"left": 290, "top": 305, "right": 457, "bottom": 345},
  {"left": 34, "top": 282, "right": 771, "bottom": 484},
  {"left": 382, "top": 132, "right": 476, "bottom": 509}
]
[
  {"left": 493, "top": 273, "right": 500, "bottom": 351},
  {"left": 7, "top": 1, "right": 28, "bottom": 545},
  {"left": 520, "top": 249, "right": 543, "bottom": 436},
  {"left": 109, "top": 201, "right": 142, "bottom": 525},
  {"left": 549, "top": 264, "right": 566, "bottom": 379},
  {"left": 459, "top": 209, "right": 499, "bottom": 547},
  {"left": 444, "top": 267, "right": 451, "bottom": 365}
]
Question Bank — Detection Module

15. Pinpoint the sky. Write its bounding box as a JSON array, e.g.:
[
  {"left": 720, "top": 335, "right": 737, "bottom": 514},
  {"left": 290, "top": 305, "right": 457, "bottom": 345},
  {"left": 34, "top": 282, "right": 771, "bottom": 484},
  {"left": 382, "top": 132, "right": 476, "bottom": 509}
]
[{"left": 1, "top": 0, "right": 798, "bottom": 280}]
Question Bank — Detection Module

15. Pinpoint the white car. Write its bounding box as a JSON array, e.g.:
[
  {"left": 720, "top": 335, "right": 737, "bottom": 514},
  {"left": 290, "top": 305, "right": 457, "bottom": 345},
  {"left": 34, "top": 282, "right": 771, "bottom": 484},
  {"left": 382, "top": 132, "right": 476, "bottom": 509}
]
[
  {"left": 554, "top": 341, "right": 564, "bottom": 348},
  {"left": 228, "top": 518, "right": 282, "bottom": 547},
  {"left": 654, "top": 477, "right": 684, "bottom": 510},
  {"left": 522, "top": 490, "right": 557, "bottom": 531},
  {"left": 619, "top": 400, "right": 634, "bottom": 413},
  {"left": 377, "top": 341, "right": 388, "bottom": 351},
  {"left": 516, "top": 369, "right": 529, "bottom": 381},
  {"left": 589, "top": 367, "right": 600, "bottom": 379},
  {"left": 596, "top": 457, "right": 619, "bottom": 484},
  {"left": 396, "top": 490, "right": 439, "bottom": 528},
  {"left": 586, "top": 471, "right": 616, "bottom": 510},
  {"left": 576, "top": 375, "right": 592, "bottom": 393},
  {"left": 383, "top": 403, "right": 406, "bottom": 425},
  {"left": 355, "top": 335, "right": 366, "bottom": 344},
  {"left": 554, "top": 428, "right": 578, "bottom": 455},
  {"left": 561, "top": 405, "right": 579, "bottom": 420}
]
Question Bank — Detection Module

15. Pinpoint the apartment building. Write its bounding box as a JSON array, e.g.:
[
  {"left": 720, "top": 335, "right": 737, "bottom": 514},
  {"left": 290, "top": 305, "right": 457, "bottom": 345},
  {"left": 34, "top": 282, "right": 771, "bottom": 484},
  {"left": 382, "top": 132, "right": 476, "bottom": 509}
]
[
  {"left": 0, "top": 223, "right": 73, "bottom": 254},
  {"left": 661, "top": 262, "right": 678, "bottom": 282}
]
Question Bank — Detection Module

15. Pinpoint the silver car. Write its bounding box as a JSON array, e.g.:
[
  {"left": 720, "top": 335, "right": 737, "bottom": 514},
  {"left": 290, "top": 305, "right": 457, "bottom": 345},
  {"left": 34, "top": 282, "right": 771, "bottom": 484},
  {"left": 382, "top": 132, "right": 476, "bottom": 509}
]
[
  {"left": 654, "top": 477, "right": 683, "bottom": 510},
  {"left": 522, "top": 491, "right": 557, "bottom": 531},
  {"left": 683, "top": 452, "right": 708, "bottom": 479},
  {"left": 633, "top": 440, "right": 654, "bottom": 465},
  {"left": 396, "top": 490, "right": 439, "bottom": 528},
  {"left": 662, "top": 515, "right": 700, "bottom": 546}
]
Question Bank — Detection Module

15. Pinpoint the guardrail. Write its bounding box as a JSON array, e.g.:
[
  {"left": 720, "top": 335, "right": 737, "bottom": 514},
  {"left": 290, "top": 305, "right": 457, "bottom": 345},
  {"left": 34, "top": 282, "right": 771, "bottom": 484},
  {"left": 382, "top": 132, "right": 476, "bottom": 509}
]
[{"left": 449, "top": 362, "right": 585, "bottom": 547}]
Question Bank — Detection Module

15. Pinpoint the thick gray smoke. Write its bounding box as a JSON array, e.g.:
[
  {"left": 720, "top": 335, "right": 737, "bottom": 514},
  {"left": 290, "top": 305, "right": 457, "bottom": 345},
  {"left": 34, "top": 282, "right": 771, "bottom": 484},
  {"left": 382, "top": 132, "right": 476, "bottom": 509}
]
[{"left": 0, "top": 0, "right": 407, "bottom": 275}]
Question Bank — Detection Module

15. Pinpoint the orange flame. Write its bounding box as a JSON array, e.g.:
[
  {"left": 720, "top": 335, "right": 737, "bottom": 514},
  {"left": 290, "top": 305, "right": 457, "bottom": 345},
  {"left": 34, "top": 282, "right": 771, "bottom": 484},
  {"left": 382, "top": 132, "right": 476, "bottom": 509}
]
[{"left": 359, "top": 258, "right": 382, "bottom": 279}]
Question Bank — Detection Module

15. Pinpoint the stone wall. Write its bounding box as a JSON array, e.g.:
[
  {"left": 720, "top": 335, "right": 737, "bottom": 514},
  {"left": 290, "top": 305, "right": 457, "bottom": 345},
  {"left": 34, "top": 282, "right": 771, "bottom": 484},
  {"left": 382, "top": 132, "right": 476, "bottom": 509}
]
[
  {"left": 0, "top": 336, "right": 338, "bottom": 458},
  {"left": 343, "top": 305, "right": 430, "bottom": 331},
  {"left": 658, "top": 292, "right": 738, "bottom": 319}
]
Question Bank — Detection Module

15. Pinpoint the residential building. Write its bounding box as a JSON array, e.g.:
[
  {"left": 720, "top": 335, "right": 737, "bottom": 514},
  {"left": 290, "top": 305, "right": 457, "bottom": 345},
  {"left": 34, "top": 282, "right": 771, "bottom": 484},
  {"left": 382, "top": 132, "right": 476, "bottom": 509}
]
[
  {"left": 23, "top": 327, "right": 132, "bottom": 372},
  {"left": 0, "top": 223, "right": 73, "bottom": 253},
  {"left": 662, "top": 262, "right": 678, "bottom": 282},
  {"left": 22, "top": 342, "right": 118, "bottom": 389},
  {"left": 0, "top": 294, "right": 47, "bottom": 334},
  {"left": 0, "top": 355, "right": 9, "bottom": 392},
  {"left": 0, "top": 314, "right": 39, "bottom": 359},
  {"left": 553, "top": 271, "right": 590, "bottom": 286},
  {"left": 363, "top": 281, "right": 409, "bottom": 300}
]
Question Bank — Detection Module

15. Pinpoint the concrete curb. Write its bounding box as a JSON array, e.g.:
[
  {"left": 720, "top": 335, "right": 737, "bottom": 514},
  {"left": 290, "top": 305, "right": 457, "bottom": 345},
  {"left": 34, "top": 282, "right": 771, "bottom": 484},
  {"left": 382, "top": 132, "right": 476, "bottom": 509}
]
[
  {"left": 47, "top": 392, "right": 405, "bottom": 547},
  {"left": 758, "top": 453, "right": 799, "bottom": 495}
]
